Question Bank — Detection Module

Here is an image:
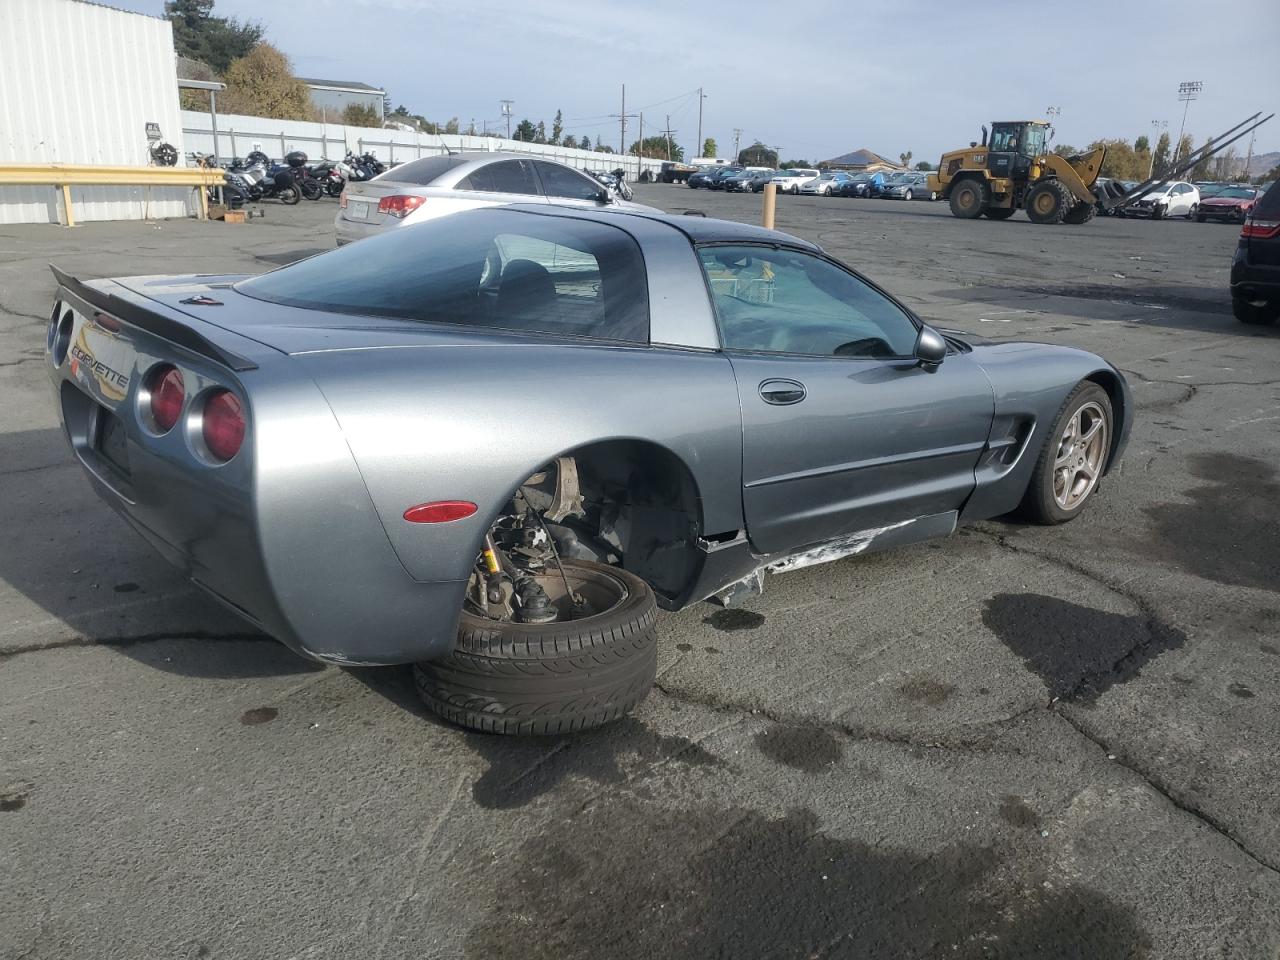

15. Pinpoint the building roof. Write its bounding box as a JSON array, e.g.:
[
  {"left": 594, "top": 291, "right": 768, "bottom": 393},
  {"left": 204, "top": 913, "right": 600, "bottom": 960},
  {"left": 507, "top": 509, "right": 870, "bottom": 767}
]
[
  {"left": 297, "top": 77, "right": 385, "bottom": 95},
  {"left": 822, "top": 148, "right": 896, "bottom": 168}
]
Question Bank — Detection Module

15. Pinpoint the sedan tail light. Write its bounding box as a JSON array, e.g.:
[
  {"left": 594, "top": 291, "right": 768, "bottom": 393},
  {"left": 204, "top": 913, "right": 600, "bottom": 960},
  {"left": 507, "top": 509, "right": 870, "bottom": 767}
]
[
  {"left": 378, "top": 195, "right": 426, "bottom": 218},
  {"left": 201, "top": 389, "right": 245, "bottom": 462},
  {"left": 1241, "top": 219, "right": 1280, "bottom": 240},
  {"left": 149, "top": 365, "right": 185, "bottom": 433}
]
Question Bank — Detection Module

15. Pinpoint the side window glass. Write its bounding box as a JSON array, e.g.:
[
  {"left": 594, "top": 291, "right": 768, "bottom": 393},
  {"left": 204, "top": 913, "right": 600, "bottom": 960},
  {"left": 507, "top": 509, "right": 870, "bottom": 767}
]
[
  {"left": 462, "top": 160, "right": 539, "bottom": 196},
  {"left": 536, "top": 161, "right": 605, "bottom": 201},
  {"left": 698, "top": 246, "right": 919, "bottom": 358}
]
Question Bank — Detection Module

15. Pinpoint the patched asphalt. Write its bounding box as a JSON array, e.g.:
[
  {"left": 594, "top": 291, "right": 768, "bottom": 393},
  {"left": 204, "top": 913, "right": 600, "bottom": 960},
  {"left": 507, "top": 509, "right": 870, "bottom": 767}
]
[{"left": 1, "top": 188, "right": 1277, "bottom": 959}]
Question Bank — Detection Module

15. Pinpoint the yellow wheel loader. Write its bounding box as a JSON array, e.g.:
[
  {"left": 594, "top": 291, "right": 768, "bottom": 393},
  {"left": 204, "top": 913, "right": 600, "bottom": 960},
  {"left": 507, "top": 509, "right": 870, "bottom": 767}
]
[
  {"left": 927, "top": 120, "right": 1104, "bottom": 224},
  {"left": 928, "top": 113, "right": 1273, "bottom": 226}
]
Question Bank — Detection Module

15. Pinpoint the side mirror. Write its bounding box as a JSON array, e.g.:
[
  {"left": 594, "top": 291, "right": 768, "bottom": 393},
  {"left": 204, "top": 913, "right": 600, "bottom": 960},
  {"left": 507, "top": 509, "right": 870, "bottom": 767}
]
[
  {"left": 594, "top": 187, "right": 611, "bottom": 204},
  {"left": 914, "top": 325, "right": 947, "bottom": 368}
]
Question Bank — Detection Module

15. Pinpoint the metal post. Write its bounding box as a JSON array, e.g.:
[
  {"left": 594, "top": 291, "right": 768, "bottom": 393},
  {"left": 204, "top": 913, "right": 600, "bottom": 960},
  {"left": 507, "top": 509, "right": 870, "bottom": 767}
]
[
  {"left": 1174, "top": 80, "right": 1202, "bottom": 165},
  {"left": 697, "top": 87, "right": 704, "bottom": 157},
  {"left": 322, "top": 128, "right": 327, "bottom": 160},
  {"left": 229, "top": 129, "right": 237, "bottom": 160},
  {"left": 209, "top": 90, "right": 220, "bottom": 165},
  {"left": 761, "top": 183, "right": 776, "bottom": 229},
  {"left": 619, "top": 84, "right": 626, "bottom": 156},
  {"left": 280, "top": 131, "right": 286, "bottom": 160}
]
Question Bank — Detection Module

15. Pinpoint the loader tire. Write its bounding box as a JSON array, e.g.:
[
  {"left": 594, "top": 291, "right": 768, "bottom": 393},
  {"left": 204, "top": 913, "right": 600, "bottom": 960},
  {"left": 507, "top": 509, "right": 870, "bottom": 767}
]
[
  {"left": 949, "top": 178, "right": 989, "bottom": 219},
  {"left": 1025, "top": 179, "right": 1072, "bottom": 224},
  {"left": 414, "top": 560, "right": 658, "bottom": 736},
  {"left": 983, "top": 207, "right": 1017, "bottom": 220},
  {"left": 1063, "top": 201, "right": 1098, "bottom": 225}
]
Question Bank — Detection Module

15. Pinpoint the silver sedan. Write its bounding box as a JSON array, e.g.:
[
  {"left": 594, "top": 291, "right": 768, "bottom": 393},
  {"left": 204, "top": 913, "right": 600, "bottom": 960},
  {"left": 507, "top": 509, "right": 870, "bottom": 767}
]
[{"left": 335, "top": 152, "right": 658, "bottom": 244}]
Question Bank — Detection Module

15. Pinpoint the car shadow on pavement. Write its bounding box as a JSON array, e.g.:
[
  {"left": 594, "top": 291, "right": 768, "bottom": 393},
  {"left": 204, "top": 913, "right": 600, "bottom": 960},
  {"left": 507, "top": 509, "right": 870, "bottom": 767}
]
[{"left": 0, "top": 427, "right": 322, "bottom": 679}]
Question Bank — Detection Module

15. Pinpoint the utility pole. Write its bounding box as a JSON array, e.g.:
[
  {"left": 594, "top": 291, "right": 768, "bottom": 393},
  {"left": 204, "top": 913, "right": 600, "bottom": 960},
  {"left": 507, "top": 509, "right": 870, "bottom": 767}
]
[
  {"left": 1244, "top": 126, "right": 1256, "bottom": 182},
  {"left": 620, "top": 84, "right": 626, "bottom": 156},
  {"left": 696, "top": 87, "right": 706, "bottom": 156},
  {"left": 663, "top": 115, "right": 676, "bottom": 161},
  {"left": 1175, "top": 80, "right": 1202, "bottom": 165},
  {"left": 500, "top": 99, "right": 513, "bottom": 139},
  {"left": 732, "top": 128, "right": 742, "bottom": 162},
  {"left": 637, "top": 112, "right": 643, "bottom": 157}
]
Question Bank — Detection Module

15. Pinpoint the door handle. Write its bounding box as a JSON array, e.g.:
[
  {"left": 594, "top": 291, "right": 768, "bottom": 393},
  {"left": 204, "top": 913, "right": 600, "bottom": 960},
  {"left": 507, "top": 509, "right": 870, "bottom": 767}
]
[{"left": 759, "top": 378, "right": 806, "bottom": 405}]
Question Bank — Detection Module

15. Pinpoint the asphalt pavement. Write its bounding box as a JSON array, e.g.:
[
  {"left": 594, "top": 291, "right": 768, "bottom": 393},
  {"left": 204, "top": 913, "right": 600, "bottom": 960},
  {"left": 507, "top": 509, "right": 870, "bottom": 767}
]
[{"left": 1, "top": 187, "right": 1277, "bottom": 959}]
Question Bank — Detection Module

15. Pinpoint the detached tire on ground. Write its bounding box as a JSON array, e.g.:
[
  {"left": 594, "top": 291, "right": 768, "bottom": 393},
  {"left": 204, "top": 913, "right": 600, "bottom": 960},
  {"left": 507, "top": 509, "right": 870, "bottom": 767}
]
[
  {"left": 414, "top": 560, "right": 658, "bottom": 735},
  {"left": 1017, "top": 381, "right": 1113, "bottom": 524}
]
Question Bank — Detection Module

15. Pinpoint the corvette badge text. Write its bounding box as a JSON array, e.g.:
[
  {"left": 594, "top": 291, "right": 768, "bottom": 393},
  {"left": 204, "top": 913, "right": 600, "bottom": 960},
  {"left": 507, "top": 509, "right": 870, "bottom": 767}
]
[{"left": 70, "top": 342, "right": 130, "bottom": 392}]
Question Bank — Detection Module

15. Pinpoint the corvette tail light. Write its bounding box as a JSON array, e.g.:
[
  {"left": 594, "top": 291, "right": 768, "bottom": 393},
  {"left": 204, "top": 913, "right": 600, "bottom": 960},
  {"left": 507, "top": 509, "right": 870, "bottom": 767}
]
[
  {"left": 201, "top": 389, "right": 245, "bottom": 462},
  {"left": 149, "top": 365, "right": 185, "bottom": 432},
  {"left": 403, "top": 501, "right": 478, "bottom": 523},
  {"left": 378, "top": 195, "right": 426, "bottom": 218},
  {"left": 1241, "top": 219, "right": 1280, "bottom": 240}
]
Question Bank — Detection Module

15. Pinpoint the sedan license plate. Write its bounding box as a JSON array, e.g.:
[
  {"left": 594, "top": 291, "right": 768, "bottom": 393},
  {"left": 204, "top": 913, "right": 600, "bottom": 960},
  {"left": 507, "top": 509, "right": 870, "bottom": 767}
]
[
  {"left": 347, "top": 200, "right": 370, "bottom": 221},
  {"left": 96, "top": 407, "right": 130, "bottom": 476}
]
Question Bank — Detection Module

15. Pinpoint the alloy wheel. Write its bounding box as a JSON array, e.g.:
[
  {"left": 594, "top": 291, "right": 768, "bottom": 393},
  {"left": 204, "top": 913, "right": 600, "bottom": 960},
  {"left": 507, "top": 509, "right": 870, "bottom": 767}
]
[{"left": 1053, "top": 401, "right": 1108, "bottom": 510}]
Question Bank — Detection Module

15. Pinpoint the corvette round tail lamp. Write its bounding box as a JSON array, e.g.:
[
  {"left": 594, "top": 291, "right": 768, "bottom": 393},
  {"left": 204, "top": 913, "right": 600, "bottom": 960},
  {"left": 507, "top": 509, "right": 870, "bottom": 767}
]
[
  {"left": 201, "top": 389, "right": 245, "bottom": 462},
  {"left": 148, "top": 365, "right": 185, "bottom": 433}
]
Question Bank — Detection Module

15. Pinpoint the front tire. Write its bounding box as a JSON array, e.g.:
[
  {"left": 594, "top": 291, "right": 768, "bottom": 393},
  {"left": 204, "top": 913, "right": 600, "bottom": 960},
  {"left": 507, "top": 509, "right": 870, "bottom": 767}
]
[
  {"left": 1016, "top": 382, "right": 1113, "bottom": 524},
  {"left": 904, "top": 189, "right": 914, "bottom": 201},
  {"left": 949, "top": 178, "right": 989, "bottom": 218},
  {"left": 278, "top": 184, "right": 300, "bottom": 205},
  {"left": 414, "top": 560, "right": 658, "bottom": 735},
  {"left": 1025, "top": 179, "right": 1072, "bottom": 224}
]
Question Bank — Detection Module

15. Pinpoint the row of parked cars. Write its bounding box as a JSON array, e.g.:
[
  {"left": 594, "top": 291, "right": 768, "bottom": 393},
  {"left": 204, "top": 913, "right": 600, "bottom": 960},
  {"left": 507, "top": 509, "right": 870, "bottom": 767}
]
[
  {"left": 1092, "top": 179, "right": 1266, "bottom": 222},
  {"left": 687, "top": 165, "right": 939, "bottom": 200}
]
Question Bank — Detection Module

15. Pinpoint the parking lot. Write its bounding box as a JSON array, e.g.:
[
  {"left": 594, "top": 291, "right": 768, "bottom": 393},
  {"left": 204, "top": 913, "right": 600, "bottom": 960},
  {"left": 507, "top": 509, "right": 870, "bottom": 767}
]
[{"left": 2, "top": 186, "right": 1278, "bottom": 959}]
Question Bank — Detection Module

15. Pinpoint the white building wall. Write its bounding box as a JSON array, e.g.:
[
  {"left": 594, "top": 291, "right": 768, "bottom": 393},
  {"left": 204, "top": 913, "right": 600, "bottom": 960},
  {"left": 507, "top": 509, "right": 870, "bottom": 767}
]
[
  {"left": 180, "top": 111, "right": 665, "bottom": 180},
  {"left": 0, "top": 0, "right": 193, "bottom": 224}
]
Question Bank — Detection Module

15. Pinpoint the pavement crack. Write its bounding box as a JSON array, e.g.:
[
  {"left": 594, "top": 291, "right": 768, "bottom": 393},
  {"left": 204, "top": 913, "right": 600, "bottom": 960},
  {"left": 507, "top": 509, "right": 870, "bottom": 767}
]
[
  {"left": 1052, "top": 705, "right": 1280, "bottom": 879},
  {"left": 0, "top": 629, "right": 272, "bottom": 661},
  {"left": 650, "top": 680, "right": 1030, "bottom": 755},
  {"left": 1118, "top": 367, "right": 1197, "bottom": 407}
]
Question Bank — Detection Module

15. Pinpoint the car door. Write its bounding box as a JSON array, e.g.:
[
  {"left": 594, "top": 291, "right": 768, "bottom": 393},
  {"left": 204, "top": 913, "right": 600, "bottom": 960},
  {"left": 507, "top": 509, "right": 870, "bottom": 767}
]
[
  {"left": 534, "top": 161, "right": 612, "bottom": 208},
  {"left": 697, "top": 243, "right": 995, "bottom": 555},
  {"left": 454, "top": 158, "right": 545, "bottom": 209}
]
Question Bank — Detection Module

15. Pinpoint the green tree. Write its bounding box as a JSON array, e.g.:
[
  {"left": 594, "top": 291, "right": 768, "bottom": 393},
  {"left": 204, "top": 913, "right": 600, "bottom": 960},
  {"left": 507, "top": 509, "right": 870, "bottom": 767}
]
[
  {"left": 629, "top": 135, "right": 683, "bottom": 161},
  {"left": 899, "top": 150, "right": 913, "bottom": 168},
  {"left": 515, "top": 119, "right": 537, "bottom": 141},
  {"left": 1052, "top": 144, "right": 1079, "bottom": 158},
  {"left": 738, "top": 142, "right": 776, "bottom": 166},
  {"left": 779, "top": 160, "right": 812, "bottom": 169},
  {"left": 220, "top": 43, "right": 314, "bottom": 121},
  {"left": 1174, "top": 133, "right": 1195, "bottom": 167},
  {"left": 702, "top": 137, "right": 716, "bottom": 159},
  {"left": 1190, "top": 138, "right": 1214, "bottom": 180},
  {"left": 1134, "top": 135, "right": 1149, "bottom": 153},
  {"left": 342, "top": 103, "right": 379, "bottom": 127},
  {"left": 579, "top": 135, "right": 592, "bottom": 150},
  {"left": 550, "top": 109, "right": 564, "bottom": 146},
  {"left": 915, "top": 160, "right": 935, "bottom": 171},
  {"left": 165, "top": 0, "right": 262, "bottom": 74},
  {"left": 1151, "top": 132, "right": 1171, "bottom": 177},
  {"left": 535, "top": 121, "right": 547, "bottom": 144},
  {"left": 444, "top": 117, "right": 460, "bottom": 135},
  {"left": 1089, "top": 139, "right": 1145, "bottom": 180}
]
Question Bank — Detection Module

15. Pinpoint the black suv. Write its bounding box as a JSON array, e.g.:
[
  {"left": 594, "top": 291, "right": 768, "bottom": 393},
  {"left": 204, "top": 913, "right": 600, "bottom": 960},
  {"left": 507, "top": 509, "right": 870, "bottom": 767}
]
[{"left": 1231, "top": 179, "right": 1280, "bottom": 325}]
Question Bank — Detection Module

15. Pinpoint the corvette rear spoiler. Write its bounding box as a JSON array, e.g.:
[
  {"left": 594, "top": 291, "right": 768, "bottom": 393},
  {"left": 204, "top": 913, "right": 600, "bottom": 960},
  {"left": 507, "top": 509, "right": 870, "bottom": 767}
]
[{"left": 49, "top": 264, "right": 258, "bottom": 372}]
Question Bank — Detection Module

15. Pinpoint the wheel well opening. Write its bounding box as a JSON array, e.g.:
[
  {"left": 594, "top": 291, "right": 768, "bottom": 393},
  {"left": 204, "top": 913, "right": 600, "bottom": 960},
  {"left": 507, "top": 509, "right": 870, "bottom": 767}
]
[
  {"left": 533, "top": 440, "right": 703, "bottom": 603},
  {"left": 1085, "top": 371, "right": 1126, "bottom": 473}
]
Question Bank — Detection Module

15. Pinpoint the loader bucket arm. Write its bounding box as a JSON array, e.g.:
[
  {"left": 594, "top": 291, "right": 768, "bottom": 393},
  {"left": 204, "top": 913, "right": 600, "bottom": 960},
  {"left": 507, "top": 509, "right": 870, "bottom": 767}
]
[{"left": 1044, "top": 146, "right": 1106, "bottom": 204}]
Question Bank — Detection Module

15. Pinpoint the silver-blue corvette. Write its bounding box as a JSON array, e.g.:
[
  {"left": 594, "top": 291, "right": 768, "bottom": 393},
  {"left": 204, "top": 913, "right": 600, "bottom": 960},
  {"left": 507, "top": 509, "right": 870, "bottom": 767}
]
[{"left": 48, "top": 205, "right": 1131, "bottom": 734}]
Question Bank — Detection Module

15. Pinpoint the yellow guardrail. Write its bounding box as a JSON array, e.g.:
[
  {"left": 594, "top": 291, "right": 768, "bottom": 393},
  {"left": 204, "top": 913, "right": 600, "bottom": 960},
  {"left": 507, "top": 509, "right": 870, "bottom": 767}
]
[{"left": 0, "top": 164, "right": 227, "bottom": 226}]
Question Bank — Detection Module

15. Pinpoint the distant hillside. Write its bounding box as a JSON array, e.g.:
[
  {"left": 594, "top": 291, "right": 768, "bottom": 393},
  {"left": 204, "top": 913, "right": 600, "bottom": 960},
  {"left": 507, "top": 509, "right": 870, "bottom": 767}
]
[{"left": 1247, "top": 150, "right": 1279, "bottom": 178}]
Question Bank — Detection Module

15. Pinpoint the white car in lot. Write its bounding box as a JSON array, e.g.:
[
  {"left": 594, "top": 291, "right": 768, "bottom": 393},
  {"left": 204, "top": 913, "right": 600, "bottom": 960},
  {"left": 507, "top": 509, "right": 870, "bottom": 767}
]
[
  {"left": 799, "top": 171, "right": 854, "bottom": 196},
  {"left": 769, "top": 168, "right": 820, "bottom": 194},
  {"left": 336, "top": 153, "right": 658, "bottom": 244},
  {"left": 1122, "top": 181, "right": 1201, "bottom": 220}
]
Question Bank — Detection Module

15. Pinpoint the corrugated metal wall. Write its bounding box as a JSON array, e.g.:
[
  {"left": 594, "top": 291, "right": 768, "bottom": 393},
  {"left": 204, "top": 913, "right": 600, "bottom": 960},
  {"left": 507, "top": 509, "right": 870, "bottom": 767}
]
[{"left": 0, "top": 0, "right": 192, "bottom": 224}]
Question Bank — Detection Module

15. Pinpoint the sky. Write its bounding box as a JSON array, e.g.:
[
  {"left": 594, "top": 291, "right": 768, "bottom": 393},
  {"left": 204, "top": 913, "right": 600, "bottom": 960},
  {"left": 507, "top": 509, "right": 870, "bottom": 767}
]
[{"left": 116, "top": 0, "right": 1280, "bottom": 164}]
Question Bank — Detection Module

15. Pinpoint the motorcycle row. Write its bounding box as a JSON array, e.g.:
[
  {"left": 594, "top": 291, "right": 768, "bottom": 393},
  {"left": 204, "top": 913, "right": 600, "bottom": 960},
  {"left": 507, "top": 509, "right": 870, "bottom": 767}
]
[{"left": 191, "top": 150, "right": 386, "bottom": 208}]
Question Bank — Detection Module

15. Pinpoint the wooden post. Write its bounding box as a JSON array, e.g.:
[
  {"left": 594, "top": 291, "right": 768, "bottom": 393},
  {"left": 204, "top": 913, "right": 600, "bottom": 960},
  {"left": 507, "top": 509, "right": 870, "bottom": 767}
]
[
  {"left": 197, "top": 180, "right": 209, "bottom": 220},
  {"left": 761, "top": 183, "right": 776, "bottom": 229},
  {"left": 60, "top": 184, "right": 76, "bottom": 227}
]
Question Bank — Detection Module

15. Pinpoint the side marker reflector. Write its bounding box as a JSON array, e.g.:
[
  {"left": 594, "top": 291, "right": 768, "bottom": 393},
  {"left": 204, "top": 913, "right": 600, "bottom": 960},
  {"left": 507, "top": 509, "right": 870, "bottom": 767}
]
[{"left": 403, "top": 500, "right": 478, "bottom": 524}]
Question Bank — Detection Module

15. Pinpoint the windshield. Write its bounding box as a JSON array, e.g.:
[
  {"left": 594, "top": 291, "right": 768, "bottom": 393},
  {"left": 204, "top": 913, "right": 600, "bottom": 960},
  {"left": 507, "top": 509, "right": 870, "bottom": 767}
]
[
  {"left": 818, "top": 173, "right": 837, "bottom": 180},
  {"left": 237, "top": 208, "right": 650, "bottom": 342},
  {"left": 1219, "top": 187, "right": 1256, "bottom": 199}
]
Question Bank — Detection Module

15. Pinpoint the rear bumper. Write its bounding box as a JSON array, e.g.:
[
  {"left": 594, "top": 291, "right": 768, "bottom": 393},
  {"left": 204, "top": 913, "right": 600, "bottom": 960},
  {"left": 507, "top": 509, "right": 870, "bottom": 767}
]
[
  {"left": 1231, "top": 250, "right": 1280, "bottom": 303},
  {"left": 47, "top": 287, "right": 465, "bottom": 665}
]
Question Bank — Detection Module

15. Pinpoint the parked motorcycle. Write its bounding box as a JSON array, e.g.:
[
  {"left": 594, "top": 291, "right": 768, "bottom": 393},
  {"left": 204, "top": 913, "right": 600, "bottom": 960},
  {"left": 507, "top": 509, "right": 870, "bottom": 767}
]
[
  {"left": 307, "top": 160, "right": 344, "bottom": 198},
  {"left": 227, "top": 156, "right": 300, "bottom": 205}
]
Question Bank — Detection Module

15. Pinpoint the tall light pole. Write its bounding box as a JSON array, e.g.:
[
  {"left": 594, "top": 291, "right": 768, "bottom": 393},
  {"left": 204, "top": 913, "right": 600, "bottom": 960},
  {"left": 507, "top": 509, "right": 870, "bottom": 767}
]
[
  {"left": 696, "top": 87, "right": 706, "bottom": 156},
  {"left": 732, "top": 128, "right": 742, "bottom": 163},
  {"left": 1148, "top": 119, "right": 1167, "bottom": 178},
  {"left": 1175, "top": 81, "right": 1202, "bottom": 164},
  {"left": 500, "top": 99, "right": 513, "bottom": 140}
]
